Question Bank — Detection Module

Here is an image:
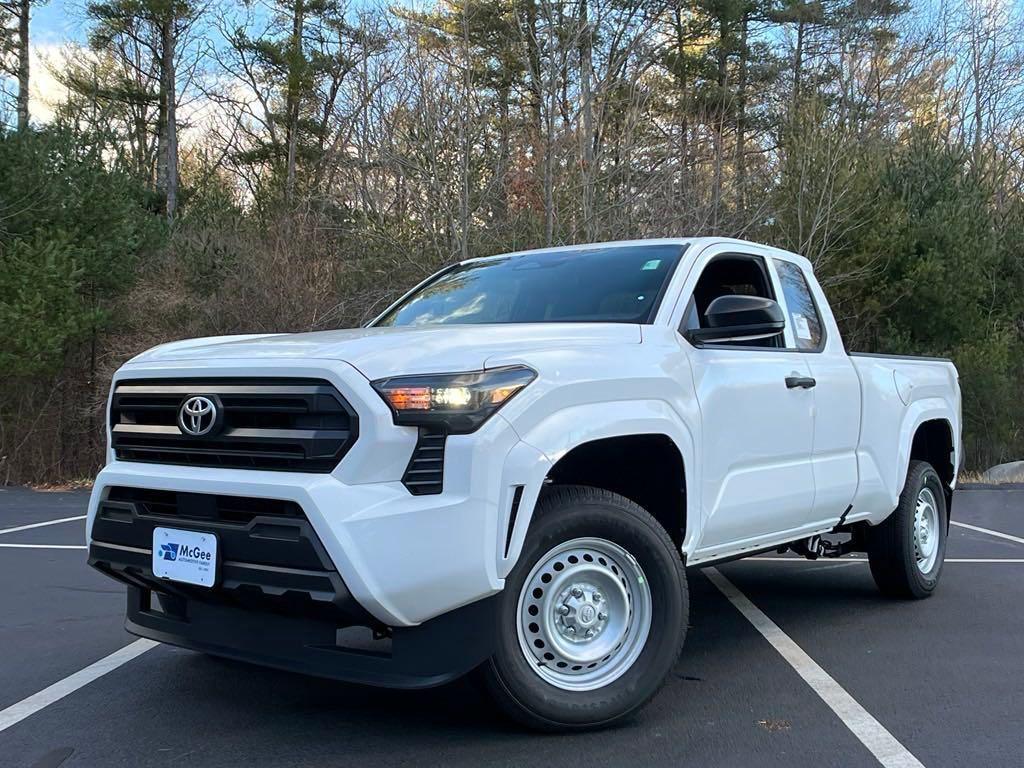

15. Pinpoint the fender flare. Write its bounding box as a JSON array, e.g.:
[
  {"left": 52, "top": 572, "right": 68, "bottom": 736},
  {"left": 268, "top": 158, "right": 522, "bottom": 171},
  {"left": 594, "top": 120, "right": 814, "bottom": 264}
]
[{"left": 893, "top": 399, "right": 958, "bottom": 503}]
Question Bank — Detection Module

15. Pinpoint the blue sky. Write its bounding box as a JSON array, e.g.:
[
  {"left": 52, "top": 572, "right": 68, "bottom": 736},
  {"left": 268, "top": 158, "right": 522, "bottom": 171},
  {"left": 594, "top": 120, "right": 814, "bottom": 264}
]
[{"left": 32, "top": 1, "right": 88, "bottom": 46}]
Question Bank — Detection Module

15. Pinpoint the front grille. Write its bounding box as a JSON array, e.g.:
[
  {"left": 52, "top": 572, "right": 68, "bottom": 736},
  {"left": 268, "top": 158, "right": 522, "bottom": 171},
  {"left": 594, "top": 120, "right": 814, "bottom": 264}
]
[{"left": 110, "top": 378, "right": 358, "bottom": 472}]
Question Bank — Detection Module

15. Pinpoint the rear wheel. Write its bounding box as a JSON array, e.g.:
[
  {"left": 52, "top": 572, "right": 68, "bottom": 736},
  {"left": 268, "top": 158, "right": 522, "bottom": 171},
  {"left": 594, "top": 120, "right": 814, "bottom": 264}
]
[
  {"left": 866, "top": 460, "right": 948, "bottom": 598},
  {"left": 481, "top": 485, "right": 688, "bottom": 731}
]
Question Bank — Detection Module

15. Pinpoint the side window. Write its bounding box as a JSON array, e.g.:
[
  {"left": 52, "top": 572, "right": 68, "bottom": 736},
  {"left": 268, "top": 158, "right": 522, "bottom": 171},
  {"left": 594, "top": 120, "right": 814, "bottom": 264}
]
[
  {"left": 773, "top": 259, "right": 823, "bottom": 350},
  {"left": 682, "top": 254, "right": 780, "bottom": 348}
]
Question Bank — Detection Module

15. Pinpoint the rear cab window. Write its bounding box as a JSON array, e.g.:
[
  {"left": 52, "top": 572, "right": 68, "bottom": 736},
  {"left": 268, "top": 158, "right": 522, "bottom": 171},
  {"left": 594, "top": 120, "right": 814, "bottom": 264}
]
[{"left": 772, "top": 259, "right": 824, "bottom": 351}]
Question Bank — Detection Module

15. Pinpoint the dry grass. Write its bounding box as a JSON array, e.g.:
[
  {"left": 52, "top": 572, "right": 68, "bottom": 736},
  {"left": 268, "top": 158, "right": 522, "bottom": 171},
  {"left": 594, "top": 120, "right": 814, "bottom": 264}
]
[
  {"left": 959, "top": 470, "right": 1024, "bottom": 485},
  {"left": 27, "top": 480, "right": 94, "bottom": 492}
]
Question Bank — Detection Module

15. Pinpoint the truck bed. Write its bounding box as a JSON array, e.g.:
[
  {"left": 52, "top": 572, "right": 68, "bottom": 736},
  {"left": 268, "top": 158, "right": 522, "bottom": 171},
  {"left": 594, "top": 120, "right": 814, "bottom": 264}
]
[{"left": 849, "top": 352, "right": 961, "bottom": 521}]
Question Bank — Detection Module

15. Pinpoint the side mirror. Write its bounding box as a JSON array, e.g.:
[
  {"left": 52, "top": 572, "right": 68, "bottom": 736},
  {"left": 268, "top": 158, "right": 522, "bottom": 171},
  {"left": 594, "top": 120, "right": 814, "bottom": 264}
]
[{"left": 685, "top": 295, "right": 785, "bottom": 345}]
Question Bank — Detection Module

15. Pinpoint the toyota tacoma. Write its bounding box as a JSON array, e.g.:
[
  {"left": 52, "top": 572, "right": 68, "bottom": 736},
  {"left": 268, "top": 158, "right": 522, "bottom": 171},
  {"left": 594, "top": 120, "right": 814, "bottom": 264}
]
[{"left": 87, "top": 237, "right": 961, "bottom": 730}]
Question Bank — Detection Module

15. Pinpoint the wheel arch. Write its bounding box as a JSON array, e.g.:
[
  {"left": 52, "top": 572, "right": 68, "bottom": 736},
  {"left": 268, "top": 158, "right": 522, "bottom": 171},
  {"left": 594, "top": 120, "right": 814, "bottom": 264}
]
[
  {"left": 907, "top": 418, "right": 956, "bottom": 516},
  {"left": 545, "top": 434, "right": 687, "bottom": 549},
  {"left": 893, "top": 401, "right": 958, "bottom": 498},
  {"left": 909, "top": 419, "right": 956, "bottom": 487}
]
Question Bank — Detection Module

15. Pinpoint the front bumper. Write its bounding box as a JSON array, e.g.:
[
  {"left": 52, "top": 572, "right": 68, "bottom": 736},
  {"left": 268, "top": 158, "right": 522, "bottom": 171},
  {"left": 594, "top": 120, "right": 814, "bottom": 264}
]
[{"left": 86, "top": 483, "right": 502, "bottom": 687}]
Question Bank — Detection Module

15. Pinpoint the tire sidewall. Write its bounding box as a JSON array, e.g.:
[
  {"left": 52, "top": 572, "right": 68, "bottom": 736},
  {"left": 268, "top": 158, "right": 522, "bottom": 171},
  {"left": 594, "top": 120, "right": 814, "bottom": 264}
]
[
  {"left": 905, "top": 466, "right": 947, "bottom": 593},
  {"left": 488, "top": 491, "right": 686, "bottom": 728}
]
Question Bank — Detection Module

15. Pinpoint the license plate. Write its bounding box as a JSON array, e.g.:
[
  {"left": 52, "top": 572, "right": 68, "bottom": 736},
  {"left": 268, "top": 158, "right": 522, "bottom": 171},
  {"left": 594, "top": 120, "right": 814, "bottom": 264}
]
[{"left": 152, "top": 527, "right": 218, "bottom": 588}]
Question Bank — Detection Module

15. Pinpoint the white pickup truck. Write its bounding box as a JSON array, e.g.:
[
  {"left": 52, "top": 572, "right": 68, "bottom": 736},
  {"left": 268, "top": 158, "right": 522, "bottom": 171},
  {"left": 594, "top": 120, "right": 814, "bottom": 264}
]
[{"left": 87, "top": 237, "right": 961, "bottom": 730}]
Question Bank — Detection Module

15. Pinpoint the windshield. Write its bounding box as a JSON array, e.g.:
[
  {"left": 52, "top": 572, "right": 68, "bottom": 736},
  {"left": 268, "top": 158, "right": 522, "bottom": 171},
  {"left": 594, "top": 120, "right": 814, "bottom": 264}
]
[{"left": 374, "top": 244, "right": 687, "bottom": 327}]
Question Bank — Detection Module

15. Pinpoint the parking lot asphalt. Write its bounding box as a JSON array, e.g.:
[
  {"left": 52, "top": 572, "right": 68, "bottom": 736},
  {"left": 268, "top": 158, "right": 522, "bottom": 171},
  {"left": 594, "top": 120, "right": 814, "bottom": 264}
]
[{"left": 0, "top": 486, "right": 1021, "bottom": 768}]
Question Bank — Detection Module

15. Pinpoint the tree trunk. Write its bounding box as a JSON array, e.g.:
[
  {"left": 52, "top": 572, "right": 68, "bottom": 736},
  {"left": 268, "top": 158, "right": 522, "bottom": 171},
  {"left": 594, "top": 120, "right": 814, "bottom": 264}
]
[
  {"left": 519, "top": 0, "right": 544, "bottom": 219},
  {"left": 736, "top": 9, "right": 748, "bottom": 216},
  {"left": 542, "top": 1, "right": 557, "bottom": 245},
  {"left": 792, "top": 18, "right": 804, "bottom": 118},
  {"left": 494, "top": 83, "right": 510, "bottom": 225},
  {"left": 157, "top": 14, "right": 179, "bottom": 221},
  {"left": 672, "top": 9, "right": 689, "bottom": 208},
  {"left": 971, "top": 28, "right": 984, "bottom": 165},
  {"left": 544, "top": 40, "right": 556, "bottom": 245},
  {"left": 712, "top": 14, "right": 728, "bottom": 230},
  {"left": 358, "top": 28, "right": 372, "bottom": 215},
  {"left": 285, "top": 0, "right": 305, "bottom": 203},
  {"left": 16, "top": 0, "right": 30, "bottom": 131},
  {"left": 458, "top": 2, "right": 471, "bottom": 261},
  {"left": 578, "top": 0, "right": 596, "bottom": 241}
]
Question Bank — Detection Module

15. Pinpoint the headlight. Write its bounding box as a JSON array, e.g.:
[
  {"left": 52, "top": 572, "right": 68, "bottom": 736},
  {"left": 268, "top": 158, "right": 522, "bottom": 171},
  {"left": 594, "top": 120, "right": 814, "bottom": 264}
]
[{"left": 372, "top": 365, "right": 536, "bottom": 433}]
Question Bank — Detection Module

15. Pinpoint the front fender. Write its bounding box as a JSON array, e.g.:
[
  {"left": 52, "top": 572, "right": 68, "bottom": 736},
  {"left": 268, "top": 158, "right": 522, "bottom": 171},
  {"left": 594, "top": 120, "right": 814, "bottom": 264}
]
[{"left": 498, "top": 400, "right": 698, "bottom": 575}]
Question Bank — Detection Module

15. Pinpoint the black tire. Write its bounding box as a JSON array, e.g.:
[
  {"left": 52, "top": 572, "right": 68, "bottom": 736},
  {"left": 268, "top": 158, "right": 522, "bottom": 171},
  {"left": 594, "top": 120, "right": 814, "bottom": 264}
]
[
  {"left": 866, "top": 460, "right": 948, "bottom": 599},
  {"left": 480, "top": 485, "right": 688, "bottom": 731}
]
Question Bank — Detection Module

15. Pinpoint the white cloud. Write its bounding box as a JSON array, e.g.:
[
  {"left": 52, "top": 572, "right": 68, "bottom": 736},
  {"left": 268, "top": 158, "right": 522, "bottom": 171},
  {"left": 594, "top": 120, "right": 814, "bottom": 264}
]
[
  {"left": 24, "top": 41, "right": 235, "bottom": 145},
  {"left": 29, "top": 43, "right": 74, "bottom": 123},
  {"left": 21, "top": 40, "right": 258, "bottom": 154}
]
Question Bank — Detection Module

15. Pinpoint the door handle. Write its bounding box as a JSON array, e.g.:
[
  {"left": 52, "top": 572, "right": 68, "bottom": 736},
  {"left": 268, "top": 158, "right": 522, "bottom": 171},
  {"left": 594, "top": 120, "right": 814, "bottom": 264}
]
[{"left": 785, "top": 376, "right": 816, "bottom": 389}]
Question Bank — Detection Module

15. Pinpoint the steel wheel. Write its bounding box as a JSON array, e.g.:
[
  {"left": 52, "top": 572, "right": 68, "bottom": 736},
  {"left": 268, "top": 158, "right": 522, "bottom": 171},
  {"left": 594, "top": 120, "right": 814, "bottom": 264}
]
[
  {"left": 516, "top": 536, "right": 653, "bottom": 692},
  {"left": 867, "top": 460, "right": 947, "bottom": 599},
  {"left": 483, "top": 485, "right": 688, "bottom": 730},
  {"left": 913, "top": 486, "right": 940, "bottom": 574}
]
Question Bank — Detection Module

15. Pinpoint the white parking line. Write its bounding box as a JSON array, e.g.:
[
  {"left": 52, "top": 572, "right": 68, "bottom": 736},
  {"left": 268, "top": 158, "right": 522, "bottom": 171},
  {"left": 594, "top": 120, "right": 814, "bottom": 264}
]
[
  {"left": 951, "top": 521, "right": 1024, "bottom": 546},
  {"left": 749, "top": 557, "right": 1024, "bottom": 563},
  {"left": 0, "top": 639, "right": 158, "bottom": 734},
  {"left": 749, "top": 561, "right": 868, "bottom": 565},
  {"left": 704, "top": 567, "right": 925, "bottom": 768},
  {"left": 0, "top": 515, "right": 86, "bottom": 536},
  {"left": 0, "top": 543, "right": 87, "bottom": 550}
]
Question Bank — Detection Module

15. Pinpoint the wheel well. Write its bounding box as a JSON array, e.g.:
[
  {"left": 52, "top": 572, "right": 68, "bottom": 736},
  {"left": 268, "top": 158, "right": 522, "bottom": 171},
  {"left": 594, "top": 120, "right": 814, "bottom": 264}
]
[
  {"left": 545, "top": 434, "right": 686, "bottom": 546},
  {"left": 910, "top": 419, "right": 955, "bottom": 489}
]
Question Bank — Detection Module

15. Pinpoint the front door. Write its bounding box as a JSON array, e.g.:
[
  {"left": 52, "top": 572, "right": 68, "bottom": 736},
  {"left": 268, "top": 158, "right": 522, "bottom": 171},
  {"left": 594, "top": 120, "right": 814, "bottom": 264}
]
[
  {"left": 689, "top": 345, "right": 817, "bottom": 556},
  {"left": 677, "top": 251, "right": 818, "bottom": 559}
]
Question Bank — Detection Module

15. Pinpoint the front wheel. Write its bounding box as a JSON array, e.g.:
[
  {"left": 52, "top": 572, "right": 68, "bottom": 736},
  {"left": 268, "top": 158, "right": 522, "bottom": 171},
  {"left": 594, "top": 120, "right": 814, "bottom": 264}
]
[
  {"left": 866, "top": 460, "right": 948, "bottom": 598},
  {"left": 480, "top": 485, "right": 688, "bottom": 731}
]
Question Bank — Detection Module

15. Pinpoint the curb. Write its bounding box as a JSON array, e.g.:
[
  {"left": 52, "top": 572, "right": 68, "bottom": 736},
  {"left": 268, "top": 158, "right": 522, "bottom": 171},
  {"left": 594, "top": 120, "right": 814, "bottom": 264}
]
[{"left": 958, "top": 483, "right": 1024, "bottom": 491}]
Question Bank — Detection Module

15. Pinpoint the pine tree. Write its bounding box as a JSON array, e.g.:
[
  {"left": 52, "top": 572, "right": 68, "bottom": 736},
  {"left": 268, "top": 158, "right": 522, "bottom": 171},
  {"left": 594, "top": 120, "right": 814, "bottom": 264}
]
[
  {"left": 82, "top": 0, "right": 196, "bottom": 219},
  {"left": 226, "top": 0, "right": 366, "bottom": 205}
]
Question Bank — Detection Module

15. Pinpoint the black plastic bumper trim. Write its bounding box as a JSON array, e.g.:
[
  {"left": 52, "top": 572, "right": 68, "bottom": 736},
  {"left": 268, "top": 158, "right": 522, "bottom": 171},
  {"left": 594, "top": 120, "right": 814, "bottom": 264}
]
[
  {"left": 89, "top": 539, "right": 360, "bottom": 619},
  {"left": 122, "top": 585, "right": 499, "bottom": 689},
  {"left": 89, "top": 489, "right": 372, "bottom": 623}
]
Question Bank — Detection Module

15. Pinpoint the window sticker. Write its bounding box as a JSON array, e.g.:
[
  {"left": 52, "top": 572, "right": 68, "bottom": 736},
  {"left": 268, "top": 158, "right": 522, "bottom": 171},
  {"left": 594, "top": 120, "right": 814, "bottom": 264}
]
[
  {"left": 793, "top": 312, "right": 812, "bottom": 340},
  {"left": 641, "top": 259, "right": 661, "bottom": 271}
]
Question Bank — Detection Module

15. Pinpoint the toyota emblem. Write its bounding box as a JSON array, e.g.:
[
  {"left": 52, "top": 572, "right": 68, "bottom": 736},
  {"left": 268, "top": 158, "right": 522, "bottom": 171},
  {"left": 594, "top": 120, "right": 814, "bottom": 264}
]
[{"left": 178, "top": 396, "right": 218, "bottom": 437}]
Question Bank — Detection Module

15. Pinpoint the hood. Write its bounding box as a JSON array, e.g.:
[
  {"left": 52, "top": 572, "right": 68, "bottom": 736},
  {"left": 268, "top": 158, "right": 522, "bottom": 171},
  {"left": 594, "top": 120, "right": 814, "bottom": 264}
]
[{"left": 129, "top": 323, "right": 642, "bottom": 380}]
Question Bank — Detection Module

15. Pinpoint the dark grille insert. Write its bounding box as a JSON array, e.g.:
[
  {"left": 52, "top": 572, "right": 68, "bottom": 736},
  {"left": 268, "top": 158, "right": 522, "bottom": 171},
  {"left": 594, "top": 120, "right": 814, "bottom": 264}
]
[
  {"left": 107, "top": 486, "right": 303, "bottom": 524},
  {"left": 402, "top": 428, "right": 446, "bottom": 495},
  {"left": 110, "top": 378, "right": 357, "bottom": 472}
]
